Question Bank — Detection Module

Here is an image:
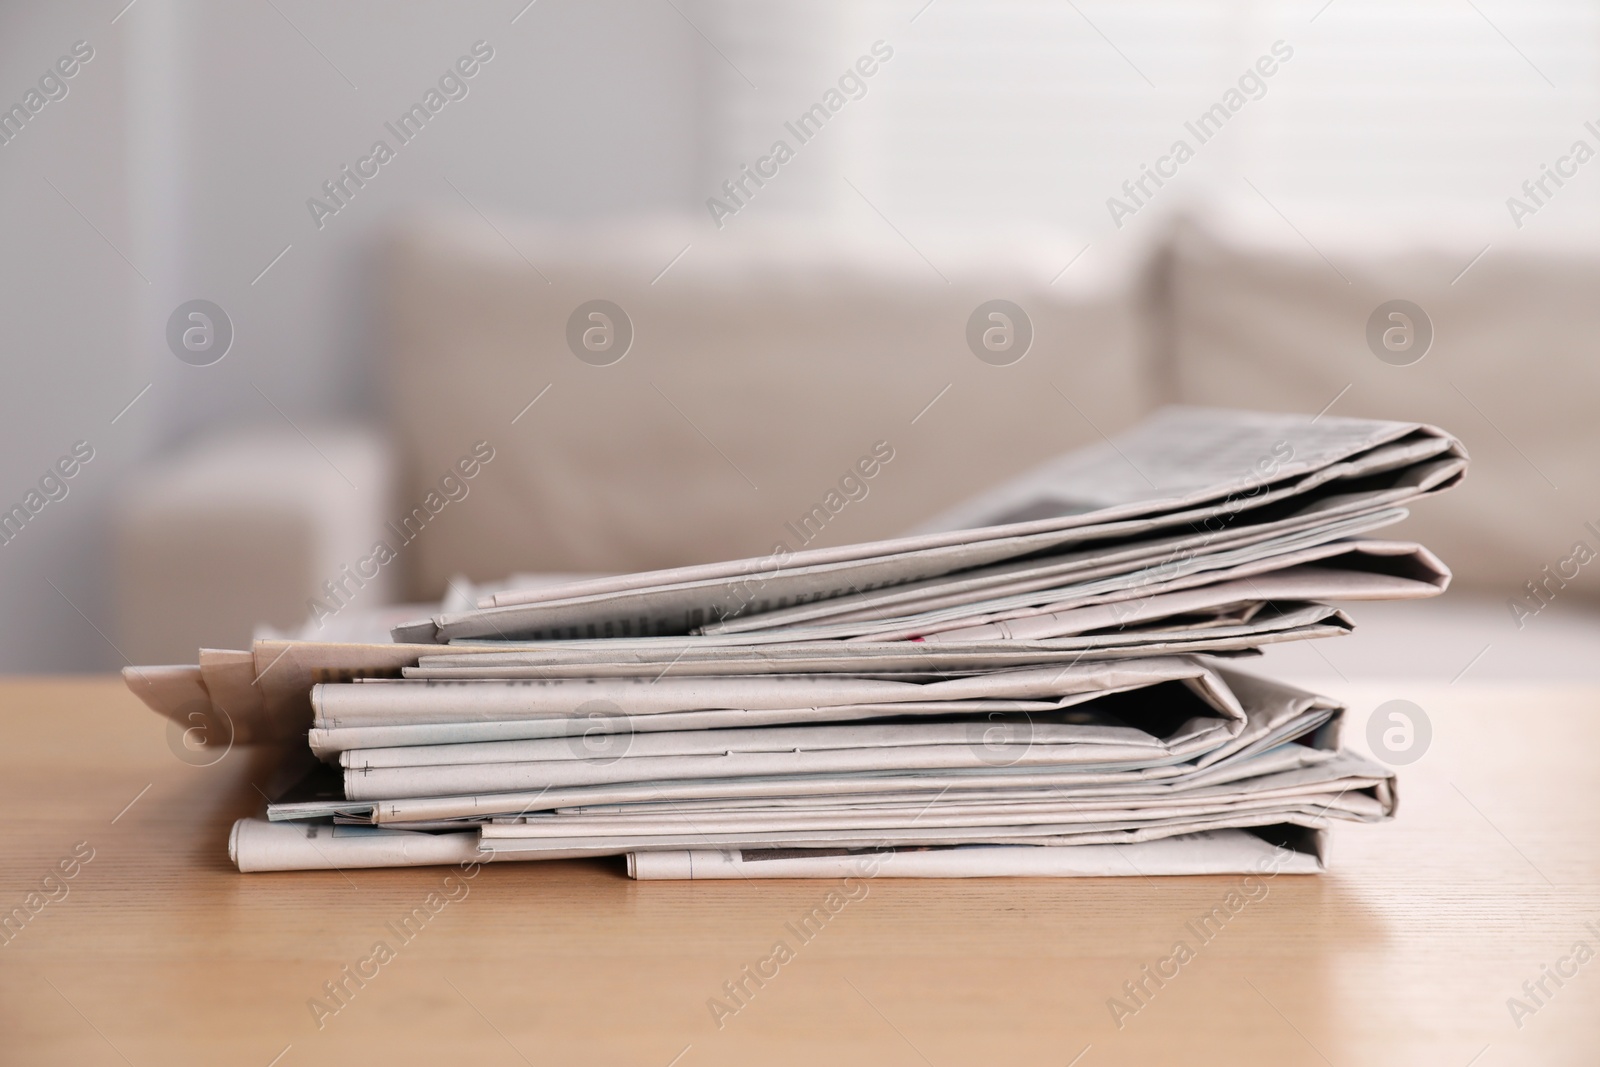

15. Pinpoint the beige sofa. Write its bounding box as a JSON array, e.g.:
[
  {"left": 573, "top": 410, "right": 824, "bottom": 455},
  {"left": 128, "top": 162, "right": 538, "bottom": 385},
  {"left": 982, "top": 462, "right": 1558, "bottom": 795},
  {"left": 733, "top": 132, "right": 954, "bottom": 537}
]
[{"left": 113, "top": 214, "right": 1598, "bottom": 662}]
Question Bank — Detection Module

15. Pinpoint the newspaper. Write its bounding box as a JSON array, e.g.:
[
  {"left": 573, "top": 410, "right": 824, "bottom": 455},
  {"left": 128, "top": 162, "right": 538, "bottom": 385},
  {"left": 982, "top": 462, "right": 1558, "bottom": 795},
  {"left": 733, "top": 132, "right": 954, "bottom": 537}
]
[
  {"left": 227, "top": 821, "right": 1329, "bottom": 876},
  {"left": 627, "top": 828, "right": 1328, "bottom": 878},
  {"left": 403, "top": 407, "right": 1463, "bottom": 642},
  {"left": 730, "top": 538, "right": 1446, "bottom": 643},
  {"left": 229, "top": 818, "right": 490, "bottom": 873},
  {"left": 398, "top": 604, "right": 1352, "bottom": 677},
  {"left": 120, "top": 405, "right": 1461, "bottom": 878},
  {"left": 701, "top": 512, "right": 1426, "bottom": 637},
  {"left": 304, "top": 735, "right": 1343, "bottom": 825},
  {"left": 332, "top": 664, "right": 1347, "bottom": 801}
]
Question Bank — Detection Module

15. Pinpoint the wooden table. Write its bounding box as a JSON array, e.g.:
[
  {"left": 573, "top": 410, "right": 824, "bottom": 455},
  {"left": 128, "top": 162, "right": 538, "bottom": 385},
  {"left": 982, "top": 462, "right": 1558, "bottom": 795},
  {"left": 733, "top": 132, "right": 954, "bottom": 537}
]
[{"left": 1, "top": 677, "right": 1596, "bottom": 1065}]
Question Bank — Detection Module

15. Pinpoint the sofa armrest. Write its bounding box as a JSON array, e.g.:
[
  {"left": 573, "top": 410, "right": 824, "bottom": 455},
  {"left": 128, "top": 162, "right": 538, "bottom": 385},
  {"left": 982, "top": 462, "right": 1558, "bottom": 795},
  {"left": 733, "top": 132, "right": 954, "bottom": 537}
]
[{"left": 112, "top": 425, "right": 394, "bottom": 663}]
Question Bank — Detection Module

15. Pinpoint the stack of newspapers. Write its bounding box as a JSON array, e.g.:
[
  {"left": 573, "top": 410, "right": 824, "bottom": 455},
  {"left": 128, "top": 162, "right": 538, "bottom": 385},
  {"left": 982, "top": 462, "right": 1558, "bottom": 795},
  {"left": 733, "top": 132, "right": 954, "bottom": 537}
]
[{"left": 126, "top": 407, "right": 1465, "bottom": 878}]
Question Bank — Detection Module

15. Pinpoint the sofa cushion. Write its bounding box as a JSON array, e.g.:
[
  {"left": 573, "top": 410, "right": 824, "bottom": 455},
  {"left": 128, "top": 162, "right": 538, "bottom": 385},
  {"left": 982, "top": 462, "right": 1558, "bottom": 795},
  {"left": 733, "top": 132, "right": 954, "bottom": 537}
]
[
  {"left": 381, "top": 216, "right": 1158, "bottom": 597},
  {"left": 1165, "top": 218, "right": 1600, "bottom": 601}
]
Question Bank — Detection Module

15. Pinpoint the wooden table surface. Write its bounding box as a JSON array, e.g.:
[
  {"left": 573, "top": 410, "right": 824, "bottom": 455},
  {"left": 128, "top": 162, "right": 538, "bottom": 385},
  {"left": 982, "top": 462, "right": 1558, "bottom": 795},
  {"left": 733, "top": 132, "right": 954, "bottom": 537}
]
[{"left": 1, "top": 676, "right": 1596, "bottom": 1066}]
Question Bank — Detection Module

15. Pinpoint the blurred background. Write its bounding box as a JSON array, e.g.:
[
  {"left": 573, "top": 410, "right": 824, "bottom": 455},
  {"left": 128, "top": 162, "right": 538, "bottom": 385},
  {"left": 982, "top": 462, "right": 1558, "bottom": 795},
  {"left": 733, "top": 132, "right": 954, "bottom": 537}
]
[{"left": 3, "top": 0, "right": 1598, "bottom": 678}]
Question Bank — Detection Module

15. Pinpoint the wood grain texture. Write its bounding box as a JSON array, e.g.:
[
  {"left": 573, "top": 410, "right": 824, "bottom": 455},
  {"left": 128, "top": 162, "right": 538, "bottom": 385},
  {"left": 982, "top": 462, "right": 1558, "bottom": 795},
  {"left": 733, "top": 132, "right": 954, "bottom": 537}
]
[{"left": 0, "top": 677, "right": 1597, "bottom": 1066}]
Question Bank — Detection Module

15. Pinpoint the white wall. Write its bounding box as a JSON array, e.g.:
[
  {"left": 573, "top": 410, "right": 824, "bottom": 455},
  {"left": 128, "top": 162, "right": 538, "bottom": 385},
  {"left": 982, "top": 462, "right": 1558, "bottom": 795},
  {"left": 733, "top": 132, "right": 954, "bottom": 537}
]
[
  {"left": 0, "top": 0, "right": 702, "bottom": 670},
  {"left": 0, "top": 4, "right": 141, "bottom": 672}
]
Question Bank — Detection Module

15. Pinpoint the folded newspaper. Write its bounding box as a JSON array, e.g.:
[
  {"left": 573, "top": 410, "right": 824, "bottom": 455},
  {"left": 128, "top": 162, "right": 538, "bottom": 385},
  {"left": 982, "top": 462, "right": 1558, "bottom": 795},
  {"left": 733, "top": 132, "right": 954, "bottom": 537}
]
[{"left": 125, "top": 407, "right": 1465, "bottom": 879}]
